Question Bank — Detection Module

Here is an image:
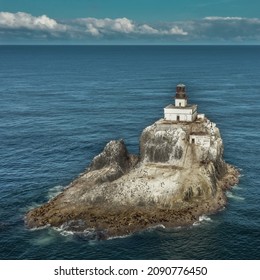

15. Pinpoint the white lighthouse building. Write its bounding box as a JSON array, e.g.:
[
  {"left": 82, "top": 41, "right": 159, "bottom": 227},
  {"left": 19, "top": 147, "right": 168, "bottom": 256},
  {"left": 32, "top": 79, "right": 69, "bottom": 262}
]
[{"left": 164, "top": 84, "right": 198, "bottom": 122}]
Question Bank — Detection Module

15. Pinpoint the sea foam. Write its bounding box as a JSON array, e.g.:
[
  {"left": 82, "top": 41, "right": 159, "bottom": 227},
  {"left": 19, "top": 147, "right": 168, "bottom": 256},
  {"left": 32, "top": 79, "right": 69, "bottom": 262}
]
[
  {"left": 47, "top": 185, "right": 64, "bottom": 200},
  {"left": 226, "top": 191, "right": 245, "bottom": 201},
  {"left": 193, "top": 215, "right": 213, "bottom": 226}
]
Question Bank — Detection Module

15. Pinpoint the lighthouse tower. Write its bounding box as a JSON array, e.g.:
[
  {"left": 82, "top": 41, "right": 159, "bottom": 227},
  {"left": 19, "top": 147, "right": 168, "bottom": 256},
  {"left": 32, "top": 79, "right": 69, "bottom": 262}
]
[
  {"left": 164, "top": 84, "right": 197, "bottom": 122},
  {"left": 175, "top": 84, "right": 187, "bottom": 107}
]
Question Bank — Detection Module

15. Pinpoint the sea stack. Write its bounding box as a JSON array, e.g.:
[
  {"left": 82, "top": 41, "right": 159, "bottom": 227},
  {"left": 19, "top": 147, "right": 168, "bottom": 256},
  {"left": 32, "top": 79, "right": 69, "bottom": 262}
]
[{"left": 26, "top": 84, "right": 239, "bottom": 239}]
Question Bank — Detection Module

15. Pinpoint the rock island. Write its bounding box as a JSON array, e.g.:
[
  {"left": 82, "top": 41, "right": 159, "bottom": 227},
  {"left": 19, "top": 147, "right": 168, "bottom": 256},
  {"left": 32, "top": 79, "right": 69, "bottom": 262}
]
[{"left": 26, "top": 84, "right": 239, "bottom": 239}]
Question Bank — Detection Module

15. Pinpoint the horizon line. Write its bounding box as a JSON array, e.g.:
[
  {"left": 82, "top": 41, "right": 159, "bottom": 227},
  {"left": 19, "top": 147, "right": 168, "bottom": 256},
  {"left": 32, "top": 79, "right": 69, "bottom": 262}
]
[{"left": 1, "top": 43, "right": 260, "bottom": 46}]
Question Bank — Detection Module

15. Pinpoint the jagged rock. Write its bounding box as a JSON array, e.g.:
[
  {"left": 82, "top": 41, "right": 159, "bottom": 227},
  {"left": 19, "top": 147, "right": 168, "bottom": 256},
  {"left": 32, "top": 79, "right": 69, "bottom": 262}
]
[
  {"left": 88, "top": 139, "right": 138, "bottom": 173},
  {"left": 25, "top": 117, "right": 239, "bottom": 238}
]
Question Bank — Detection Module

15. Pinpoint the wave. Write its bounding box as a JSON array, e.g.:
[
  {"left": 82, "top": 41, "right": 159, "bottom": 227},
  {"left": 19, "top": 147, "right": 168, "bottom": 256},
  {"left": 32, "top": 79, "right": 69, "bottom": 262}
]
[
  {"left": 226, "top": 191, "right": 245, "bottom": 201},
  {"left": 28, "top": 224, "right": 50, "bottom": 231},
  {"left": 232, "top": 184, "right": 243, "bottom": 190},
  {"left": 199, "top": 215, "right": 212, "bottom": 222},
  {"left": 47, "top": 185, "right": 64, "bottom": 200},
  {"left": 22, "top": 185, "right": 65, "bottom": 214},
  {"left": 147, "top": 224, "right": 166, "bottom": 230},
  {"left": 31, "top": 234, "right": 56, "bottom": 246},
  {"left": 107, "top": 233, "right": 132, "bottom": 241},
  {"left": 22, "top": 202, "right": 42, "bottom": 212},
  {"left": 52, "top": 221, "right": 106, "bottom": 241},
  {"left": 52, "top": 226, "right": 74, "bottom": 237},
  {"left": 29, "top": 226, "right": 66, "bottom": 246},
  {"left": 193, "top": 215, "right": 213, "bottom": 226}
]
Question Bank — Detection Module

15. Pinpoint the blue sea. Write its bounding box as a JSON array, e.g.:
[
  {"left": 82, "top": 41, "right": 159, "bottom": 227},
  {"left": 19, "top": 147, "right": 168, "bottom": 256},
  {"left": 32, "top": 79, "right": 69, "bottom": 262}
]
[{"left": 0, "top": 45, "right": 259, "bottom": 260}]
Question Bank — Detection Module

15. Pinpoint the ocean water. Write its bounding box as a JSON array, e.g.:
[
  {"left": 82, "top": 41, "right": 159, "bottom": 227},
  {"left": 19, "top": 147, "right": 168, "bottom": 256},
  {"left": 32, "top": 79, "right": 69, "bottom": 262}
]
[{"left": 0, "top": 45, "right": 259, "bottom": 260}]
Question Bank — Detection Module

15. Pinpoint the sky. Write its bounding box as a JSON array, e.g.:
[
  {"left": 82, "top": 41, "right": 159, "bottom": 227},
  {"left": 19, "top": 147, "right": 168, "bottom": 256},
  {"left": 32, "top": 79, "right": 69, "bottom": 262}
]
[{"left": 0, "top": 0, "right": 259, "bottom": 44}]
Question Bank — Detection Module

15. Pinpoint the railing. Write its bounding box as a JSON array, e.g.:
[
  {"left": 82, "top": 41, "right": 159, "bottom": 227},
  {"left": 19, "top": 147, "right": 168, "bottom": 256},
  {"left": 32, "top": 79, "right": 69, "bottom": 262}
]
[{"left": 175, "top": 94, "right": 187, "bottom": 99}]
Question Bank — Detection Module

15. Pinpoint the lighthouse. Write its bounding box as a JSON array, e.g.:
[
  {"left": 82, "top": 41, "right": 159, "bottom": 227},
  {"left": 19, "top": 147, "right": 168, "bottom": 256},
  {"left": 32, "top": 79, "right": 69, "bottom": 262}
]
[{"left": 164, "top": 84, "right": 198, "bottom": 122}]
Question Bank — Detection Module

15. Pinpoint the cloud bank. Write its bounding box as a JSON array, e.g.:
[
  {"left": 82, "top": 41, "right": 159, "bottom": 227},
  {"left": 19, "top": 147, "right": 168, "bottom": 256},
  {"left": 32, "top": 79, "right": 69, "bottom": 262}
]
[
  {"left": 74, "top": 17, "right": 188, "bottom": 36},
  {"left": 0, "top": 12, "right": 260, "bottom": 43},
  {"left": 0, "top": 12, "right": 66, "bottom": 31}
]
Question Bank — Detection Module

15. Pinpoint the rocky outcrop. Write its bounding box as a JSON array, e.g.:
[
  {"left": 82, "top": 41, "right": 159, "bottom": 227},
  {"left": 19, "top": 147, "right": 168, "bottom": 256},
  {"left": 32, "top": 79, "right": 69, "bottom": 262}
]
[{"left": 25, "top": 117, "right": 239, "bottom": 239}]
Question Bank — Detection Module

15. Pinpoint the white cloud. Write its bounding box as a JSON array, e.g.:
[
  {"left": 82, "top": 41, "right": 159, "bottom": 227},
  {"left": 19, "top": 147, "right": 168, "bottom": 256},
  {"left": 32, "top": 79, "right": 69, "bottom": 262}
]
[
  {"left": 196, "top": 16, "right": 260, "bottom": 41},
  {"left": 204, "top": 16, "right": 243, "bottom": 21},
  {"left": 86, "top": 23, "right": 100, "bottom": 36},
  {"left": 76, "top": 17, "right": 187, "bottom": 37},
  {"left": 167, "top": 26, "right": 188, "bottom": 35},
  {"left": 0, "top": 12, "right": 188, "bottom": 41},
  {"left": 0, "top": 12, "right": 67, "bottom": 32},
  {"left": 138, "top": 24, "right": 159, "bottom": 34},
  {"left": 76, "top": 17, "right": 135, "bottom": 36},
  {"left": 204, "top": 16, "right": 260, "bottom": 25},
  {"left": 112, "top": 18, "right": 135, "bottom": 33},
  {"left": 0, "top": 11, "right": 260, "bottom": 43}
]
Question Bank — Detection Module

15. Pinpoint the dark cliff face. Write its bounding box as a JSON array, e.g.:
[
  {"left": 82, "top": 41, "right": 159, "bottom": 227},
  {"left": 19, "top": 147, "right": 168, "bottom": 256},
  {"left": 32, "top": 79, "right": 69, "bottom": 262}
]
[
  {"left": 89, "top": 139, "right": 130, "bottom": 172},
  {"left": 87, "top": 139, "right": 139, "bottom": 183},
  {"left": 139, "top": 119, "right": 225, "bottom": 168},
  {"left": 139, "top": 125, "right": 183, "bottom": 163}
]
